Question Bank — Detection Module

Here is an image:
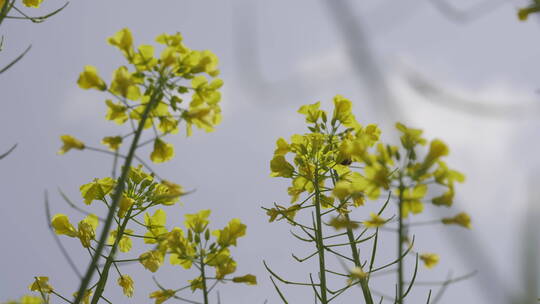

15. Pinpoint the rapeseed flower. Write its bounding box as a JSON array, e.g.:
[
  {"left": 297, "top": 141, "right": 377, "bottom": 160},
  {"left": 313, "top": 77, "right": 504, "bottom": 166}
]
[
  {"left": 117, "top": 275, "right": 134, "bottom": 297},
  {"left": 28, "top": 277, "right": 52, "bottom": 293},
  {"left": 420, "top": 253, "right": 440, "bottom": 269},
  {"left": 57, "top": 135, "right": 85, "bottom": 154}
]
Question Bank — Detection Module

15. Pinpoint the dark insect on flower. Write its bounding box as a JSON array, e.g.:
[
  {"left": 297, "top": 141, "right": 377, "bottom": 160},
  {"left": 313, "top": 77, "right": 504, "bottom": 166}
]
[{"left": 340, "top": 158, "right": 352, "bottom": 166}]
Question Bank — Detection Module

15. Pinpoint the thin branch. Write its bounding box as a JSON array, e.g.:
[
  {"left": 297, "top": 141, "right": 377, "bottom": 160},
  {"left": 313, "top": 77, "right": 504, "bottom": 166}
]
[
  {"left": 44, "top": 191, "right": 82, "bottom": 278},
  {"left": 0, "top": 143, "right": 17, "bottom": 159}
]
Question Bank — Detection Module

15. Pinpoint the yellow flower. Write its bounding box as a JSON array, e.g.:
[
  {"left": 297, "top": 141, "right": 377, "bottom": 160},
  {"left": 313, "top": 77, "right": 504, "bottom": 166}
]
[
  {"left": 182, "top": 105, "right": 221, "bottom": 136},
  {"left": 156, "top": 32, "right": 185, "bottom": 48},
  {"left": 420, "top": 253, "right": 439, "bottom": 269},
  {"left": 20, "top": 295, "right": 43, "bottom": 304},
  {"left": 298, "top": 101, "right": 324, "bottom": 124},
  {"left": 329, "top": 215, "right": 359, "bottom": 230},
  {"left": 108, "top": 28, "right": 134, "bottom": 56},
  {"left": 442, "top": 212, "right": 471, "bottom": 229},
  {"left": 213, "top": 218, "right": 246, "bottom": 247},
  {"left": 347, "top": 266, "right": 367, "bottom": 285},
  {"left": 153, "top": 180, "right": 184, "bottom": 205},
  {"left": 132, "top": 45, "right": 157, "bottom": 70},
  {"left": 188, "top": 277, "right": 204, "bottom": 291},
  {"left": 104, "top": 100, "right": 128, "bottom": 124},
  {"left": 331, "top": 173, "right": 366, "bottom": 207},
  {"left": 158, "top": 116, "right": 179, "bottom": 134},
  {"left": 400, "top": 184, "right": 427, "bottom": 218},
  {"left": 128, "top": 165, "right": 153, "bottom": 183},
  {"left": 265, "top": 204, "right": 301, "bottom": 222},
  {"left": 72, "top": 290, "right": 92, "bottom": 304},
  {"left": 191, "top": 76, "right": 223, "bottom": 106},
  {"left": 418, "top": 139, "right": 449, "bottom": 174},
  {"left": 273, "top": 137, "right": 290, "bottom": 156},
  {"left": 117, "top": 195, "right": 134, "bottom": 218},
  {"left": 110, "top": 66, "right": 141, "bottom": 100},
  {"left": 363, "top": 164, "right": 391, "bottom": 199},
  {"left": 363, "top": 213, "right": 387, "bottom": 228},
  {"left": 184, "top": 209, "right": 210, "bottom": 234},
  {"left": 108, "top": 229, "right": 133, "bottom": 252},
  {"left": 80, "top": 177, "right": 116, "bottom": 205},
  {"left": 434, "top": 161, "right": 465, "bottom": 186},
  {"left": 168, "top": 228, "right": 195, "bottom": 269},
  {"left": 395, "top": 122, "right": 426, "bottom": 151},
  {"left": 150, "top": 138, "right": 174, "bottom": 163},
  {"left": 270, "top": 155, "right": 294, "bottom": 178},
  {"left": 215, "top": 257, "right": 237, "bottom": 279},
  {"left": 28, "top": 277, "right": 53, "bottom": 293},
  {"left": 333, "top": 95, "right": 361, "bottom": 129},
  {"left": 51, "top": 214, "right": 78, "bottom": 237},
  {"left": 22, "top": 0, "right": 43, "bottom": 8},
  {"left": 432, "top": 189, "right": 454, "bottom": 207},
  {"left": 77, "top": 65, "right": 107, "bottom": 91},
  {"left": 101, "top": 136, "right": 123, "bottom": 151},
  {"left": 184, "top": 50, "right": 220, "bottom": 76},
  {"left": 118, "top": 275, "right": 134, "bottom": 297},
  {"left": 144, "top": 209, "right": 168, "bottom": 243},
  {"left": 77, "top": 214, "right": 99, "bottom": 248},
  {"left": 57, "top": 135, "right": 85, "bottom": 155},
  {"left": 149, "top": 289, "right": 175, "bottom": 304},
  {"left": 232, "top": 274, "right": 257, "bottom": 285},
  {"left": 140, "top": 250, "right": 164, "bottom": 272}
]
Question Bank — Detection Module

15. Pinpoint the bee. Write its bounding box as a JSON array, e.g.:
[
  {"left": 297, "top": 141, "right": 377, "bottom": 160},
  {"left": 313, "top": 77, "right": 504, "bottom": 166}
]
[{"left": 340, "top": 158, "right": 352, "bottom": 166}]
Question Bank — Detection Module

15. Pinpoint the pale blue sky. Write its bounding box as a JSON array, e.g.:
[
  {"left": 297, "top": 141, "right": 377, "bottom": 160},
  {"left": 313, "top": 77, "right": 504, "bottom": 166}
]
[{"left": 1, "top": 1, "right": 540, "bottom": 303}]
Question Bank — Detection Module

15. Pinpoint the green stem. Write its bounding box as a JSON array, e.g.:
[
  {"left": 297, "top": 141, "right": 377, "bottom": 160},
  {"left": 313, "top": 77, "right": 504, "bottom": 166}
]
[
  {"left": 74, "top": 79, "right": 165, "bottom": 304},
  {"left": 90, "top": 208, "right": 133, "bottom": 304},
  {"left": 313, "top": 170, "right": 328, "bottom": 304},
  {"left": 200, "top": 254, "right": 209, "bottom": 304},
  {"left": 0, "top": 0, "right": 13, "bottom": 27},
  {"left": 397, "top": 174, "right": 405, "bottom": 304},
  {"left": 344, "top": 214, "right": 374, "bottom": 304}
]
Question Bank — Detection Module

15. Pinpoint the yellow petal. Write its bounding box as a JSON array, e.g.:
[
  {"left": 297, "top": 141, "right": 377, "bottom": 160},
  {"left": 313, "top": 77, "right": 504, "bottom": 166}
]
[
  {"left": 58, "top": 135, "right": 85, "bottom": 155},
  {"left": 150, "top": 138, "right": 175, "bottom": 163}
]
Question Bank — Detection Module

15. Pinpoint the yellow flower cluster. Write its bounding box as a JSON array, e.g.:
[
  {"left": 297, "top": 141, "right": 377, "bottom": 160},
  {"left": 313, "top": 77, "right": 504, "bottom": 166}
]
[
  {"left": 2, "top": 295, "right": 43, "bottom": 304},
  {"left": 140, "top": 208, "right": 256, "bottom": 300},
  {"left": 268, "top": 95, "right": 468, "bottom": 223},
  {"left": 0, "top": 0, "right": 43, "bottom": 8},
  {"left": 22, "top": 28, "right": 253, "bottom": 304},
  {"left": 72, "top": 28, "right": 224, "bottom": 163},
  {"left": 267, "top": 95, "right": 472, "bottom": 274},
  {"left": 39, "top": 165, "right": 254, "bottom": 302}
]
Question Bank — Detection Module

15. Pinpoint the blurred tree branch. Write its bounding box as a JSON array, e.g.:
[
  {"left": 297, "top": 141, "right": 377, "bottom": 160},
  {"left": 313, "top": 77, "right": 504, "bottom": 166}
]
[
  {"left": 404, "top": 67, "right": 540, "bottom": 119},
  {"left": 428, "top": 0, "right": 506, "bottom": 24},
  {"left": 0, "top": 143, "right": 16, "bottom": 159}
]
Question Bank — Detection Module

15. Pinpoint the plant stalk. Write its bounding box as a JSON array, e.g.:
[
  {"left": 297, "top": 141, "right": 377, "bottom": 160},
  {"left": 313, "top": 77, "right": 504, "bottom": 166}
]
[
  {"left": 90, "top": 208, "right": 133, "bottom": 304},
  {"left": 313, "top": 169, "right": 328, "bottom": 304},
  {"left": 397, "top": 174, "right": 405, "bottom": 304},
  {"left": 74, "top": 79, "right": 164, "bottom": 304},
  {"left": 200, "top": 255, "right": 209, "bottom": 304},
  {"left": 345, "top": 214, "right": 374, "bottom": 304}
]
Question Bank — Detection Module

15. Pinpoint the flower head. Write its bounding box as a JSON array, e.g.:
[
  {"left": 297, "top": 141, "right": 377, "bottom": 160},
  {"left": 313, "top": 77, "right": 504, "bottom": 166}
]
[
  {"left": 58, "top": 135, "right": 85, "bottom": 155},
  {"left": 118, "top": 275, "right": 134, "bottom": 297},
  {"left": 28, "top": 277, "right": 53, "bottom": 293},
  {"left": 363, "top": 213, "right": 387, "bottom": 228},
  {"left": 442, "top": 212, "right": 472, "bottom": 229},
  {"left": 22, "top": 0, "right": 43, "bottom": 8},
  {"left": 420, "top": 253, "right": 440, "bottom": 269},
  {"left": 232, "top": 274, "right": 257, "bottom": 285},
  {"left": 149, "top": 289, "right": 175, "bottom": 304},
  {"left": 77, "top": 66, "right": 107, "bottom": 91}
]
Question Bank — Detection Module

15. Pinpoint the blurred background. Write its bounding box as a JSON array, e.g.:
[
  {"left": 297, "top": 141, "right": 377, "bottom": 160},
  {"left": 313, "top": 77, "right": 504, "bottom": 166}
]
[{"left": 1, "top": 0, "right": 540, "bottom": 303}]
